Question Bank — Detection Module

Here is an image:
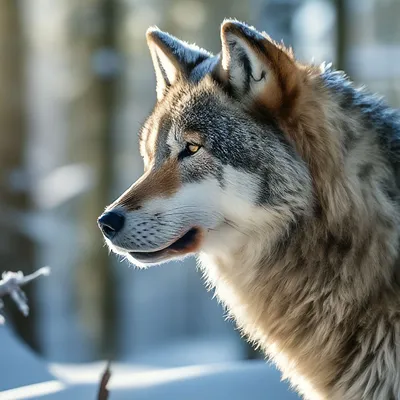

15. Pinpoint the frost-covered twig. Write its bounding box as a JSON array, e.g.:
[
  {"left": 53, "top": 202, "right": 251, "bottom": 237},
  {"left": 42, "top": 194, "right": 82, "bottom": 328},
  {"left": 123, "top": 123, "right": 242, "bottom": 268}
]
[{"left": 0, "top": 267, "right": 50, "bottom": 323}]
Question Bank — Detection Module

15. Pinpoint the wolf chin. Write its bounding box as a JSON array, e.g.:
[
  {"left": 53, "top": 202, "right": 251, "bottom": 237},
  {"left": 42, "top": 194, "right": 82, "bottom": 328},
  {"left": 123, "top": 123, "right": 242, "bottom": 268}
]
[{"left": 98, "top": 20, "right": 400, "bottom": 400}]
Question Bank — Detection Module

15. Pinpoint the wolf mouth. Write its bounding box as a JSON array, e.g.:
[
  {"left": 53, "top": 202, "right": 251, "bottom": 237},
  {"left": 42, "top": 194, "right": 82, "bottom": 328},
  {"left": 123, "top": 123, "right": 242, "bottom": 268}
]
[{"left": 129, "top": 228, "right": 200, "bottom": 263}]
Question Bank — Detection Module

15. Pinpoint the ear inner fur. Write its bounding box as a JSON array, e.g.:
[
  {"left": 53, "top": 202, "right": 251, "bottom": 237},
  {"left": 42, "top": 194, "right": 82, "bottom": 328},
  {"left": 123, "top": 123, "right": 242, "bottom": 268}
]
[{"left": 219, "top": 21, "right": 302, "bottom": 113}]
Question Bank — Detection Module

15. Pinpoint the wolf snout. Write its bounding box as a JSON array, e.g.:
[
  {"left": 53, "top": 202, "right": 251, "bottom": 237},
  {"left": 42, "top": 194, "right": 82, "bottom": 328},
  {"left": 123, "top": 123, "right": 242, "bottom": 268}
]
[{"left": 98, "top": 211, "right": 125, "bottom": 239}]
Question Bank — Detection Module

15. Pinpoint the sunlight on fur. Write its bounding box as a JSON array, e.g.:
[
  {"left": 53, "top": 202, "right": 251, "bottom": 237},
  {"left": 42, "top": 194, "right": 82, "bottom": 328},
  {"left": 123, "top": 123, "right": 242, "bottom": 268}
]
[{"left": 98, "top": 19, "right": 400, "bottom": 400}]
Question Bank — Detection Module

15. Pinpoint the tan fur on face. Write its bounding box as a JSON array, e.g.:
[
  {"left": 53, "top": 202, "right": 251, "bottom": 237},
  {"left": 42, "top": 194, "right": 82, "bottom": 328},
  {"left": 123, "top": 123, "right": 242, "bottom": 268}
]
[{"left": 111, "top": 159, "right": 181, "bottom": 211}]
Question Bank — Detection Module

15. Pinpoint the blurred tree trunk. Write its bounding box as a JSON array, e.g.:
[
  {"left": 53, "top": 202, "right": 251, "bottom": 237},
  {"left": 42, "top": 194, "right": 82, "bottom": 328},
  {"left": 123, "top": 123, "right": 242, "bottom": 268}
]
[
  {"left": 0, "top": 1, "right": 37, "bottom": 350},
  {"left": 253, "top": 0, "right": 301, "bottom": 46},
  {"left": 335, "top": 0, "right": 348, "bottom": 71},
  {"left": 69, "top": 0, "right": 118, "bottom": 358}
]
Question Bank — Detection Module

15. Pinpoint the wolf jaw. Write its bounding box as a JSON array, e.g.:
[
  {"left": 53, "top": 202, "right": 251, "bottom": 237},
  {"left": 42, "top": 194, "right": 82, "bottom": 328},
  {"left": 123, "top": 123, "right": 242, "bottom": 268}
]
[
  {"left": 98, "top": 19, "right": 400, "bottom": 400},
  {"left": 128, "top": 227, "right": 201, "bottom": 264}
]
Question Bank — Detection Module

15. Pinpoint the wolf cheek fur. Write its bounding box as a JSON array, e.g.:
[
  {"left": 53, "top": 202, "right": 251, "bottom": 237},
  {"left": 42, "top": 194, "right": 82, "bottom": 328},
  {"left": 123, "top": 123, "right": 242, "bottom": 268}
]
[{"left": 98, "top": 19, "right": 400, "bottom": 400}]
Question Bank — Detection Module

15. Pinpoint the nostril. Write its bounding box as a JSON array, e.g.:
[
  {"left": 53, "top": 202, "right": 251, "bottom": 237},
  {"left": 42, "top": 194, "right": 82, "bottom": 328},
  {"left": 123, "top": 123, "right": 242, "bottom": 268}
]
[
  {"left": 102, "top": 224, "right": 115, "bottom": 238},
  {"left": 97, "top": 211, "right": 125, "bottom": 239}
]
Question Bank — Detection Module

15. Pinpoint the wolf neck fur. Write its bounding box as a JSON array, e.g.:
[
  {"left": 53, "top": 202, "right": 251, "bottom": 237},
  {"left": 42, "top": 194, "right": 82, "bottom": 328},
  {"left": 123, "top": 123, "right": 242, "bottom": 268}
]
[
  {"left": 199, "top": 75, "right": 400, "bottom": 399},
  {"left": 201, "top": 217, "right": 399, "bottom": 399}
]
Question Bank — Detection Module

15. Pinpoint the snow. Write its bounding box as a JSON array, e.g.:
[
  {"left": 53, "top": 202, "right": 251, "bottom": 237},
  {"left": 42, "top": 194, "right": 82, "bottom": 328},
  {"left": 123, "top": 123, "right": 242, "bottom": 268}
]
[
  {"left": 0, "top": 326, "right": 54, "bottom": 392},
  {"left": 52, "top": 361, "right": 300, "bottom": 400},
  {"left": 0, "top": 326, "right": 300, "bottom": 399}
]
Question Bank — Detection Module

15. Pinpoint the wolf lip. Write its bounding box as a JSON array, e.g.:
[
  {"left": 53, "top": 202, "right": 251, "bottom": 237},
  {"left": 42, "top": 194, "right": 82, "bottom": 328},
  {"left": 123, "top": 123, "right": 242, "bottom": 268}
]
[{"left": 129, "top": 228, "right": 200, "bottom": 263}]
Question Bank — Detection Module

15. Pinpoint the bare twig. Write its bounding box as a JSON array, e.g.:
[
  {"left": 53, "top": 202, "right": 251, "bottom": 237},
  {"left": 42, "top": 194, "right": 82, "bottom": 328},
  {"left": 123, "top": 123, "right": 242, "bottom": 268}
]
[
  {"left": 0, "top": 266, "right": 50, "bottom": 323},
  {"left": 97, "top": 360, "right": 112, "bottom": 400}
]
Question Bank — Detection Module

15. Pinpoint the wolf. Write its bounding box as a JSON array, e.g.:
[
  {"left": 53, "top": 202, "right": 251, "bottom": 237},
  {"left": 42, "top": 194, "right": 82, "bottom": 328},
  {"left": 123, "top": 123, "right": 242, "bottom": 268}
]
[{"left": 98, "top": 20, "right": 400, "bottom": 399}]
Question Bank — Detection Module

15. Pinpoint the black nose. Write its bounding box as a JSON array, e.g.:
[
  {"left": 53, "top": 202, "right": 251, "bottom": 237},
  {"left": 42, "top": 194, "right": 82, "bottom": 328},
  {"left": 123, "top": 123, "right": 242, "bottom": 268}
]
[{"left": 98, "top": 211, "right": 125, "bottom": 239}]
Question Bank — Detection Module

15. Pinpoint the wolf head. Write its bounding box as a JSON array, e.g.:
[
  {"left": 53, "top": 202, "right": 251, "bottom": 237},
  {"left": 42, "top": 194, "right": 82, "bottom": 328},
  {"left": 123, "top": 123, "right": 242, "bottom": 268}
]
[{"left": 98, "top": 20, "right": 319, "bottom": 267}]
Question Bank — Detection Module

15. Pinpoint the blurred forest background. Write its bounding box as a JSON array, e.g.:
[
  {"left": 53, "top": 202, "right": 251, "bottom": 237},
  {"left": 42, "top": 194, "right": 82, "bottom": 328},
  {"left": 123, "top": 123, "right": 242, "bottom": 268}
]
[{"left": 1, "top": 0, "right": 400, "bottom": 366}]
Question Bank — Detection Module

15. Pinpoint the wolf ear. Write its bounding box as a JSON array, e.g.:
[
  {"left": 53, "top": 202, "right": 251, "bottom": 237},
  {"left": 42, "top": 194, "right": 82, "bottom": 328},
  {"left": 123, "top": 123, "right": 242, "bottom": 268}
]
[
  {"left": 217, "top": 20, "right": 301, "bottom": 113},
  {"left": 146, "top": 28, "right": 211, "bottom": 101}
]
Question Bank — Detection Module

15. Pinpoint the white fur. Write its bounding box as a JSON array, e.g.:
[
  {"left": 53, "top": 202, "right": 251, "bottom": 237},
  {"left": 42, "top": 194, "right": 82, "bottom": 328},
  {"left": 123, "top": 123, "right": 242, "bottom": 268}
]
[
  {"left": 199, "top": 166, "right": 293, "bottom": 315},
  {"left": 106, "top": 165, "right": 290, "bottom": 271},
  {"left": 148, "top": 43, "right": 179, "bottom": 101}
]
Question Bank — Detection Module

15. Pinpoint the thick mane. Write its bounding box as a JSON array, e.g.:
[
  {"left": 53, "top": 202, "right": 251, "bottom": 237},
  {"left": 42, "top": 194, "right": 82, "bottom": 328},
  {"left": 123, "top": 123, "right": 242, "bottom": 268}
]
[
  {"left": 322, "top": 68, "right": 400, "bottom": 177},
  {"left": 200, "top": 68, "right": 400, "bottom": 399}
]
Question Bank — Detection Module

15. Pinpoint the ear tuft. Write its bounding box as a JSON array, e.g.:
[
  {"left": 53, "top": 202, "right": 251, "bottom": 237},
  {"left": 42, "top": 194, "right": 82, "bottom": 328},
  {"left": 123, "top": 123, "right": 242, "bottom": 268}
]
[
  {"left": 221, "top": 19, "right": 266, "bottom": 45},
  {"left": 146, "top": 26, "right": 161, "bottom": 39},
  {"left": 146, "top": 27, "right": 211, "bottom": 101}
]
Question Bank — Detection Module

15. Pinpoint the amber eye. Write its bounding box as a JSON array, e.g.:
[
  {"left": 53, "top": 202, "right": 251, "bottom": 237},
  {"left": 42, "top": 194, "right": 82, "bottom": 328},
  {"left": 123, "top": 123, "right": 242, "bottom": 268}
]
[{"left": 187, "top": 143, "right": 201, "bottom": 154}]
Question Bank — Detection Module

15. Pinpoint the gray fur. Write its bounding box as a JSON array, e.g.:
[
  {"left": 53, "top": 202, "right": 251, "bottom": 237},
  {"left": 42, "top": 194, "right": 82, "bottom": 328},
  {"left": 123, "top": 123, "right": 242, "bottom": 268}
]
[{"left": 100, "top": 20, "right": 400, "bottom": 400}]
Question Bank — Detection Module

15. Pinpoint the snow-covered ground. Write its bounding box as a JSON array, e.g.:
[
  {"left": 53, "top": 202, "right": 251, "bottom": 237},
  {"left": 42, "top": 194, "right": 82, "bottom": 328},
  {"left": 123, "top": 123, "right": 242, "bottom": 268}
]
[{"left": 0, "top": 326, "right": 300, "bottom": 399}]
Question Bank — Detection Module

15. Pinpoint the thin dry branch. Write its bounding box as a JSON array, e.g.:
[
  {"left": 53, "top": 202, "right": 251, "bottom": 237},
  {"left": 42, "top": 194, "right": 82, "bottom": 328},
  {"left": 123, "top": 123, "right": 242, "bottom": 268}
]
[
  {"left": 0, "top": 267, "right": 50, "bottom": 323},
  {"left": 97, "top": 360, "right": 112, "bottom": 400}
]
